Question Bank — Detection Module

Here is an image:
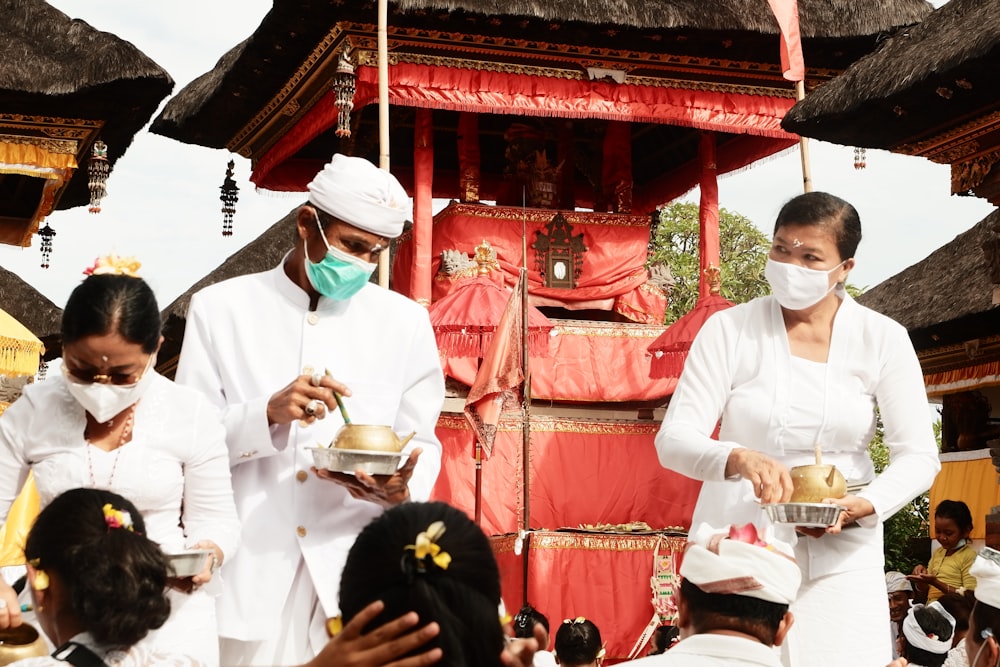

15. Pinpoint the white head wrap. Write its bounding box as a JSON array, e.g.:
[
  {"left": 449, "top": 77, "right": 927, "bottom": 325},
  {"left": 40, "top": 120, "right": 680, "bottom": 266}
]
[
  {"left": 886, "top": 571, "right": 913, "bottom": 594},
  {"left": 972, "top": 547, "right": 1000, "bottom": 608},
  {"left": 902, "top": 601, "right": 955, "bottom": 654},
  {"left": 307, "top": 154, "right": 411, "bottom": 238},
  {"left": 680, "top": 523, "right": 801, "bottom": 605}
]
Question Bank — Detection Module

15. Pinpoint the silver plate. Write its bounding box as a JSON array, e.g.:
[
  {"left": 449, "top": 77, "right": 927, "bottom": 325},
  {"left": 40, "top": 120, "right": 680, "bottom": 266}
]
[
  {"left": 763, "top": 502, "right": 845, "bottom": 528},
  {"left": 166, "top": 549, "right": 213, "bottom": 577},
  {"left": 308, "top": 447, "right": 408, "bottom": 475}
]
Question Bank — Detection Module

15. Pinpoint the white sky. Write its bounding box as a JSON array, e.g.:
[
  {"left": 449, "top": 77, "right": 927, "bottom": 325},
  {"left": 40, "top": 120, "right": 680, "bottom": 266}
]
[{"left": 1, "top": 0, "right": 990, "bottom": 309}]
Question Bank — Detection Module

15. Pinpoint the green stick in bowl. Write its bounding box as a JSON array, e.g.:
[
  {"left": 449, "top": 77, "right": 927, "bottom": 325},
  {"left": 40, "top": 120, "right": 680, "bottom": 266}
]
[{"left": 325, "top": 369, "right": 351, "bottom": 424}]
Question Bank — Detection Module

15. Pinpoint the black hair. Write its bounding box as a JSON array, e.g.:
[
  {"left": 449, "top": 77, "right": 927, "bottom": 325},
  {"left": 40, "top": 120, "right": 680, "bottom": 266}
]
[
  {"left": 938, "top": 592, "right": 972, "bottom": 636},
  {"left": 61, "top": 274, "right": 160, "bottom": 353},
  {"left": 514, "top": 603, "right": 550, "bottom": 639},
  {"left": 24, "top": 488, "right": 170, "bottom": 646},
  {"left": 901, "top": 605, "right": 954, "bottom": 667},
  {"left": 554, "top": 618, "right": 603, "bottom": 666},
  {"left": 648, "top": 625, "right": 680, "bottom": 655},
  {"left": 773, "top": 191, "right": 862, "bottom": 261},
  {"left": 935, "top": 499, "right": 974, "bottom": 534},
  {"left": 339, "top": 502, "right": 504, "bottom": 667},
  {"left": 680, "top": 579, "right": 787, "bottom": 646}
]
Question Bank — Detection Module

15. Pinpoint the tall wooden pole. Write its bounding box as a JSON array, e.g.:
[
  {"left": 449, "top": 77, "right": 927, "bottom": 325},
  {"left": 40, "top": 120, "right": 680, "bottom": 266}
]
[
  {"left": 796, "top": 80, "right": 813, "bottom": 193},
  {"left": 377, "top": 0, "right": 391, "bottom": 287}
]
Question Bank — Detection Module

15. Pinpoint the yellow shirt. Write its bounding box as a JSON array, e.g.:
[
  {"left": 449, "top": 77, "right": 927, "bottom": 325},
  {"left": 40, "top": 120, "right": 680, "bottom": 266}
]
[{"left": 927, "top": 543, "right": 977, "bottom": 603}]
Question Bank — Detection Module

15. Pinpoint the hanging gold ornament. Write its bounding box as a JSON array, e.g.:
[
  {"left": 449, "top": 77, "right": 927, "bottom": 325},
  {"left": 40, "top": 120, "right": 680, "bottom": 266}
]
[
  {"left": 219, "top": 159, "right": 239, "bottom": 237},
  {"left": 88, "top": 140, "right": 109, "bottom": 213}
]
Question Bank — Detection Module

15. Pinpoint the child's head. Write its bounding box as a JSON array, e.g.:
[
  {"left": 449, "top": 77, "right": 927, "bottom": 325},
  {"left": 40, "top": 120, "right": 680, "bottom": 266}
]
[
  {"left": 338, "top": 501, "right": 505, "bottom": 667},
  {"left": 554, "top": 617, "right": 604, "bottom": 667},
  {"left": 934, "top": 500, "right": 974, "bottom": 549},
  {"left": 513, "top": 604, "right": 550, "bottom": 640}
]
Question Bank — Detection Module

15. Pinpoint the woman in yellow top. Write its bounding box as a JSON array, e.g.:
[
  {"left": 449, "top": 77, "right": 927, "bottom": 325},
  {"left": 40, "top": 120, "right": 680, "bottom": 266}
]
[{"left": 910, "top": 500, "right": 977, "bottom": 603}]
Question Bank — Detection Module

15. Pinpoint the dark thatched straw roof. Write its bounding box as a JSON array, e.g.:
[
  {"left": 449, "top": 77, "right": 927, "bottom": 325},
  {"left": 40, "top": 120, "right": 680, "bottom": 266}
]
[
  {"left": 152, "top": 0, "right": 932, "bottom": 149},
  {"left": 857, "top": 207, "right": 1000, "bottom": 349},
  {"left": 0, "top": 265, "right": 63, "bottom": 359},
  {"left": 0, "top": 0, "right": 174, "bottom": 210},
  {"left": 782, "top": 0, "right": 1000, "bottom": 148}
]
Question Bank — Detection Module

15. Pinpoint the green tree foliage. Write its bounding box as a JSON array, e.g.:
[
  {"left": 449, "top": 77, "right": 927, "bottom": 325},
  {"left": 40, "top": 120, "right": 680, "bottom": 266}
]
[{"left": 648, "top": 202, "right": 771, "bottom": 324}]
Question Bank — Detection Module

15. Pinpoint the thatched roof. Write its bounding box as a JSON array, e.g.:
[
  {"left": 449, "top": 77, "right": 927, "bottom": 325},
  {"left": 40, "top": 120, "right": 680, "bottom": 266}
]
[
  {"left": 857, "top": 207, "right": 1000, "bottom": 350},
  {"left": 0, "top": 264, "right": 63, "bottom": 359},
  {"left": 782, "top": 0, "right": 1000, "bottom": 148},
  {"left": 156, "top": 208, "right": 297, "bottom": 376},
  {"left": 152, "top": 0, "right": 932, "bottom": 149},
  {"left": 0, "top": 0, "right": 174, "bottom": 210}
]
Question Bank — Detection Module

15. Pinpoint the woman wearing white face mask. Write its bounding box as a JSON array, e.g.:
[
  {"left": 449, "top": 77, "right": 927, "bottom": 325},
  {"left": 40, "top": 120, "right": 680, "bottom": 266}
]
[
  {"left": 0, "top": 257, "right": 239, "bottom": 665},
  {"left": 654, "top": 192, "right": 940, "bottom": 667}
]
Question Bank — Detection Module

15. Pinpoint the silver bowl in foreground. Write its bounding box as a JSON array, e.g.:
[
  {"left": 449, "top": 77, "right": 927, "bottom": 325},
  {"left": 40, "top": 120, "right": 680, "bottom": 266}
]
[
  {"left": 763, "top": 502, "right": 844, "bottom": 528},
  {"left": 166, "top": 549, "right": 214, "bottom": 577},
  {"left": 309, "top": 447, "right": 408, "bottom": 475}
]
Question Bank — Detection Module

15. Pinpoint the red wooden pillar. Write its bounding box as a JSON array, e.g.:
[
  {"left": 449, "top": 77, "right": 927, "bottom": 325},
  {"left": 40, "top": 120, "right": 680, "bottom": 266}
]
[
  {"left": 458, "top": 112, "right": 481, "bottom": 203},
  {"left": 698, "top": 132, "right": 720, "bottom": 301},
  {"left": 410, "top": 108, "right": 434, "bottom": 306}
]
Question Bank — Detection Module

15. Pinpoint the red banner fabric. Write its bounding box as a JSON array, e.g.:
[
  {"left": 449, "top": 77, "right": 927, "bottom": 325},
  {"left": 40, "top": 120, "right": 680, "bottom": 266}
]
[
  {"left": 491, "top": 532, "right": 687, "bottom": 662},
  {"left": 431, "top": 414, "right": 702, "bottom": 536},
  {"left": 444, "top": 320, "right": 678, "bottom": 403},
  {"left": 393, "top": 203, "right": 666, "bottom": 323},
  {"left": 767, "top": 0, "right": 805, "bottom": 81},
  {"left": 249, "top": 62, "right": 797, "bottom": 197}
]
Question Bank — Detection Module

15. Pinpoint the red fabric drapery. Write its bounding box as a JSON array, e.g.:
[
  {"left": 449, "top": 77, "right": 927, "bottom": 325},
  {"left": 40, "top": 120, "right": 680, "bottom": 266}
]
[
  {"left": 410, "top": 108, "right": 434, "bottom": 304},
  {"left": 492, "top": 532, "right": 687, "bottom": 662},
  {"left": 698, "top": 132, "right": 720, "bottom": 300},
  {"left": 249, "top": 62, "right": 798, "bottom": 194},
  {"left": 445, "top": 320, "right": 678, "bottom": 402},
  {"left": 392, "top": 204, "right": 666, "bottom": 322},
  {"left": 431, "top": 414, "right": 702, "bottom": 536},
  {"left": 648, "top": 295, "right": 735, "bottom": 379}
]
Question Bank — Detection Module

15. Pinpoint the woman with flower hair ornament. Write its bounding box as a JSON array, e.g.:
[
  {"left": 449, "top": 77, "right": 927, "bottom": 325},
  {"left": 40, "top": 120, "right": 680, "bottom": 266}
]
[
  {"left": 337, "top": 501, "right": 543, "bottom": 667},
  {"left": 11, "top": 487, "right": 202, "bottom": 666},
  {"left": 0, "top": 256, "right": 239, "bottom": 664}
]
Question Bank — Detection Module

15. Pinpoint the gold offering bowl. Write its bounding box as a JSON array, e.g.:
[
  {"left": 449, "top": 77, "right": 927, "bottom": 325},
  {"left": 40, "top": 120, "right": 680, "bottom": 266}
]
[
  {"left": 0, "top": 624, "right": 48, "bottom": 665},
  {"left": 789, "top": 464, "right": 847, "bottom": 503},
  {"left": 332, "top": 424, "right": 415, "bottom": 453}
]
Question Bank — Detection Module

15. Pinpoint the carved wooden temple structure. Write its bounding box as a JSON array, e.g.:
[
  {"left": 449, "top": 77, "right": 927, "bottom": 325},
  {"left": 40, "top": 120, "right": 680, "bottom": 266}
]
[
  {"left": 152, "top": 0, "right": 933, "bottom": 656},
  {"left": 0, "top": 0, "right": 173, "bottom": 255}
]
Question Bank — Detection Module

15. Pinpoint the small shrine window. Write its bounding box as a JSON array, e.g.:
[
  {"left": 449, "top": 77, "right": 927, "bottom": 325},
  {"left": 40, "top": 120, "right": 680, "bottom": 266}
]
[{"left": 532, "top": 213, "right": 586, "bottom": 289}]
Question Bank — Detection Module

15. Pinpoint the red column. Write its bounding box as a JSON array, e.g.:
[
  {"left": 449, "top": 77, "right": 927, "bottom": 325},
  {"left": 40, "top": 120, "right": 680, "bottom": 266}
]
[
  {"left": 457, "top": 113, "right": 481, "bottom": 203},
  {"left": 601, "top": 121, "right": 632, "bottom": 213},
  {"left": 698, "top": 132, "right": 720, "bottom": 301},
  {"left": 410, "top": 108, "right": 434, "bottom": 306}
]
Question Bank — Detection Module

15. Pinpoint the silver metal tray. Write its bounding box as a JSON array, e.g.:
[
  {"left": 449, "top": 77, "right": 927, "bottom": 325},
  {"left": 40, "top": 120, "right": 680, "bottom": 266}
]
[
  {"left": 308, "top": 447, "right": 408, "bottom": 475},
  {"left": 166, "top": 549, "right": 213, "bottom": 578},
  {"left": 763, "top": 502, "right": 844, "bottom": 528}
]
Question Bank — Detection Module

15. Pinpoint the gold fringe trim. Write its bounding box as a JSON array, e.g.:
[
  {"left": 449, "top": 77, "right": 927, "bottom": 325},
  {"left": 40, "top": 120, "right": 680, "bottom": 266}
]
[
  {"left": 438, "top": 413, "right": 660, "bottom": 435},
  {"left": 0, "top": 337, "right": 44, "bottom": 377}
]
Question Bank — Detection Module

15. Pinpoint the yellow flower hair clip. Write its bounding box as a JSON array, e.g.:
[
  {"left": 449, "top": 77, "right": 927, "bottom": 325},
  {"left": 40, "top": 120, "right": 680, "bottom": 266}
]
[
  {"left": 102, "top": 503, "right": 135, "bottom": 531},
  {"left": 84, "top": 253, "right": 142, "bottom": 278},
  {"left": 404, "top": 520, "right": 451, "bottom": 572},
  {"left": 27, "top": 559, "right": 48, "bottom": 591}
]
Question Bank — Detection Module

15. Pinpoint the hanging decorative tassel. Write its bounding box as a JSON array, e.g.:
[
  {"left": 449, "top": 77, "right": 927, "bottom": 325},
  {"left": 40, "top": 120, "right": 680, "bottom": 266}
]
[
  {"left": 37, "top": 222, "right": 56, "bottom": 269},
  {"left": 38, "top": 360, "right": 48, "bottom": 381},
  {"left": 332, "top": 48, "right": 356, "bottom": 138},
  {"left": 853, "top": 146, "right": 867, "bottom": 170},
  {"left": 88, "top": 140, "right": 109, "bottom": 213},
  {"left": 219, "top": 159, "right": 239, "bottom": 237}
]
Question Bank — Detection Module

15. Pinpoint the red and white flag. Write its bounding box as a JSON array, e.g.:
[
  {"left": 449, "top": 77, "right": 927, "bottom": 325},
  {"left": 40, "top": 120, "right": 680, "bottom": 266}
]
[
  {"left": 767, "top": 0, "right": 805, "bottom": 81},
  {"left": 464, "top": 273, "right": 525, "bottom": 459}
]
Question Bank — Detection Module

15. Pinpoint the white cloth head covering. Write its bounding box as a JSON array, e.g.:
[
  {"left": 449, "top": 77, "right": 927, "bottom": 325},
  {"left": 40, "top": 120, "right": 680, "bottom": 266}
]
[
  {"left": 680, "top": 523, "right": 801, "bottom": 605},
  {"left": 972, "top": 547, "right": 1000, "bottom": 608},
  {"left": 886, "top": 571, "right": 913, "bottom": 594},
  {"left": 902, "top": 601, "right": 955, "bottom": 654},
  {"left": 307, "top": 154, "right": 411, "bottom": 238}
]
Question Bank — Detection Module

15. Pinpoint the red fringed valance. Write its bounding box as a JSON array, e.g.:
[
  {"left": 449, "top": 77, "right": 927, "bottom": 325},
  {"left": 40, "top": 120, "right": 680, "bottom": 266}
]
[
  {"left": 924, "top": 360, "right": 1000, "bottom": 397},
  {"left": 249, "top": 62, "right": 797, "bottom": 197}
]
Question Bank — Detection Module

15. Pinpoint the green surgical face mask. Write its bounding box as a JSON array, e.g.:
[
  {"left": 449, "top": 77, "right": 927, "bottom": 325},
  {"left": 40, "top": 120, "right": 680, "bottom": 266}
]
[{"left": 303, "top": 214, "right": 376, "bottom": 300}]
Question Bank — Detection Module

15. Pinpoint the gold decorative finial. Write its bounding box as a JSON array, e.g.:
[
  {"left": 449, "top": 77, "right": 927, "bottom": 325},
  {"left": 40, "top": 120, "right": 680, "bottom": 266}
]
[{"left": 704, "top": 263, "right": 722, "bottom": 296}]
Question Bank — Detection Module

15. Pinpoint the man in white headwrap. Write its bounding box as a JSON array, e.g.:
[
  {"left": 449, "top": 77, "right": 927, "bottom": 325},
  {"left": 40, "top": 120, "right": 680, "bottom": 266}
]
[
  {"left": 888, "top": 571, "right": 915, "bottom": 659},
  {"left": 176, "top": 154, "right": 445, "bottom": 666},
  {"left": 900, "top": 601, "right": 955, "bottom": 667},
  {"left": 629, "top": 523, "right": 801, "bottom": 666},
  {"left": 953, "top": 549, "right": 1000, "bottom": 667}
]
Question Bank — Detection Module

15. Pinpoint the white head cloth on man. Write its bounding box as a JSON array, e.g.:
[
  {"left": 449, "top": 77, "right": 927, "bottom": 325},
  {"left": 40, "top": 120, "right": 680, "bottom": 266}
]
[
  {"left": 681, "top": 523, "right": 801, "bottom": 605},
  {"left": 307, "top": 154, "right": 412, "bottom": 239},
  {"left": 902, "top": 601, "right": 956, "bottom": 654},
  {"left": 886, "top": 571, "right": 913, "bottom": 594},
  {"left": 972, "top": 547, "right": 1000, "bottom": 608}
]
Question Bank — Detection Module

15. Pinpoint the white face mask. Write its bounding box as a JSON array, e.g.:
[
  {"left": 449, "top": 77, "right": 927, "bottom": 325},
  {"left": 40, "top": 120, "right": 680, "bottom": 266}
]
[
  {"left": 765, "top": 257, "right": 846, "bottom": 311},
  {"left": 62, "top": 355, "right": 156, "bottom": 424}
]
